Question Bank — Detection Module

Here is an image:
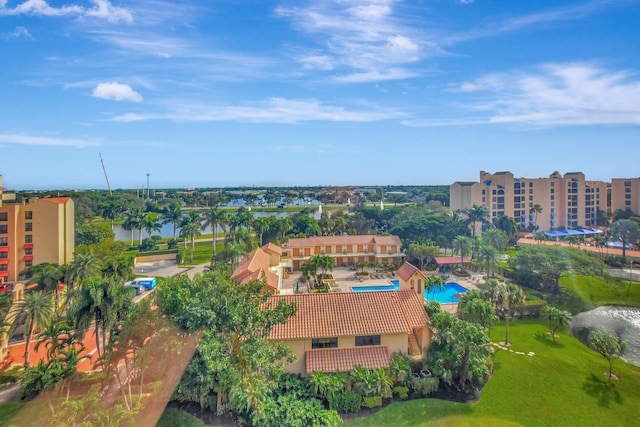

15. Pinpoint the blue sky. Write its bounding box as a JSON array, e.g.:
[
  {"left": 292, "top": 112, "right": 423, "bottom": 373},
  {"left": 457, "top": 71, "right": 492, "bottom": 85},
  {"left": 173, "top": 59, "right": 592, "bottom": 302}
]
[{"left": 1, "top": 0, "right": 639, "bottom": 190}]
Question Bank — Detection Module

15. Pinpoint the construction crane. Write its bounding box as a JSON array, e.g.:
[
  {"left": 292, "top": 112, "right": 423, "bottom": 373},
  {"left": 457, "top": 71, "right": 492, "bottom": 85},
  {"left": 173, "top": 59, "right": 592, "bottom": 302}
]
[{"left": 99, "top": 153, "right": 113, "bottom": 196}]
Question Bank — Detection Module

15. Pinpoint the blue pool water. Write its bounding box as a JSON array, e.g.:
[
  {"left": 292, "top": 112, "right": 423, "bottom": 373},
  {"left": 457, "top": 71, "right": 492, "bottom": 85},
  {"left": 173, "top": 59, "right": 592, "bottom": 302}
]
[
  {"left": 425, "top": 282, "right": 468, "bottom": 304},
  {"left": 352, "top": 280, "right": 399, "bottom": 292}
]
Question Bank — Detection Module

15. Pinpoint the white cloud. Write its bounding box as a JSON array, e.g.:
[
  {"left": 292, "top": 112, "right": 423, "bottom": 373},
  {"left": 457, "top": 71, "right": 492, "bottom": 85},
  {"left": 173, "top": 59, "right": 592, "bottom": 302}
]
[
  {"left": 276, "top": 1, "right": 425, "bottom": 82},
  {"left": 109, "top": 97, "right": 404, "bottom": 124},
  {"left": 0, "top": 0, "right": 133, "bottom": 23},
  {"left": 92, "top": 82, "right": 143, "bottom": 102},
  {"left": 0, "top": 133, "right": 99, "bottom": 147},
  {"left": 2, "top": 26, "right": 34, "bottom": 40},
  {"left": 414, "top": 63, "right": 640, "bottom": 127}
]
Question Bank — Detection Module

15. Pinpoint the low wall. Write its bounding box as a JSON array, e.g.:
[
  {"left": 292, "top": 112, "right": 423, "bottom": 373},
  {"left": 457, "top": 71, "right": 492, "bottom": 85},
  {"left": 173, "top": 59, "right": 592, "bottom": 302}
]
[{"left": 134, "top": 253, "right": 177, "bottom": 266}]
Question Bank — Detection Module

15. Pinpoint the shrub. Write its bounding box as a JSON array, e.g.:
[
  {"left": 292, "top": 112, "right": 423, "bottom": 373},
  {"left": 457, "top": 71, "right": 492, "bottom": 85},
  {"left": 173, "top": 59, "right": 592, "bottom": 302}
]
[
  {"left": 151, "top": 235, "right": 162, "bottom": 241},
  {"left": 139, "top": 238, "right": 159, "bottom": 252},
  {"left": 176, "top": 249, "right": 185, "bottom": 265},
  {"left": 332, "top": 391, "right": 361, "bottom": 413},
  {"left": 0, "top": 365, "right": 21, "bottom": 385},
  {"left": 411, "top": 377, "right": 439, "bottom": 397},
  {"left": 362, "top": 395, "right": 382, "bottom": 408},
  {"left": 393, "top": 386, "right": 409, "bottom": 399},
  {"left": 166, "top": 239, "right": 178, "bottom": 249},
  {"left": 604, "top": 255, "right": 626, "bottom": 267},
  {"left": 424, "top": 300, "right": 442, "bottom": 316}
]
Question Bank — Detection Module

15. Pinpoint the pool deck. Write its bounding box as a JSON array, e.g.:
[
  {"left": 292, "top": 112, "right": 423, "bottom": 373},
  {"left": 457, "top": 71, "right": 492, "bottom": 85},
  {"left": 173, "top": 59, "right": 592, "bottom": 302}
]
[{"left": 281, "top": 267, "right": 485, "bottom": 314}]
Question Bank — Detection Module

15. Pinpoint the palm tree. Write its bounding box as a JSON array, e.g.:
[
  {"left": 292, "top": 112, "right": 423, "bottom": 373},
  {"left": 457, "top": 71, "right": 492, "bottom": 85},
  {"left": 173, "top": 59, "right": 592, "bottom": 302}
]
[
  {"left": 497, "top": 284, "right": 526, "bottom": 345},
  {"left": 29, "top": 263, "right": 64, "bottom": 313},
  {"left": 142, "top": 213, "right": 161, "bottom": 239},
  {"left": 252, "top": 216, "right": 270, "bottom": 247},
  {"left": 478, "top": 244, "right": 499, "bottom": 277},
  {"left": 459, "top": 298, "right": 497, "bottom": 335},
  {"left": 102, "top": 254, "right": 133, "bottom": 283},
  {"left": 179, "top": 211, "right": 202, "bottom": 264},
  {"left": 452, "top": 235, "right": 473, "bottom": 266},
  {"left": 528, "top": 204, "right": 543, "bottom": 232},
  {"left": 201, "top": 207, "right": 225, "bottom": 257},
  {"left": 161, "top": 203, "right": 182, "bottom": 240},
  {"left": 541, "top": 305, "right": 572, "bottom": 344},
  {"left": 9, "top": 291, "right": 55, "bottom": 366},
  {"left": 481, "top": 228, "right": 507, "bottom": 251},
  {"left": 122, "top": 209, "right": 144, "bottom": 247},
  {"left": 277, "top": 216, "right": 293, "bottom": 243},
  {"left": 492, "top": 214, "right": 519, "bottom": 245},
  {"left": 464, "top": 204, "right": 489, "bottom": 241},
  {"left": 99, "top": 199, "right": 124, "bottom": 231},
  {"left": 65, "top": 253, "right": 102, "bottom": 290},
  {"left": 425, "top": 274, "right": 444, "bottom": 301}
]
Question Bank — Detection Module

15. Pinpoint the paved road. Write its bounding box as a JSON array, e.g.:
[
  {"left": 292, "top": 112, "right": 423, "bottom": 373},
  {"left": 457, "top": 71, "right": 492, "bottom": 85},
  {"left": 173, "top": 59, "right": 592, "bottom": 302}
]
[
  {"left": 609, "top": 267, "right": 640, "bottom": 281},
  {"left": 0, "top": 384, "right": 19, "bottom": 404}
]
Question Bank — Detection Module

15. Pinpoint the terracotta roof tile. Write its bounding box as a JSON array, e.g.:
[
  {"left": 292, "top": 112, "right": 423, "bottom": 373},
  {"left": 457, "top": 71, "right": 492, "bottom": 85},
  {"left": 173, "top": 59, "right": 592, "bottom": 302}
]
[
  {"left": 306, "top": 346, "right": 390, "bottom": 373},
  {"left": 396, "top": 262, "right": 427, "bottom": 283},
  {"left": 231, "top": 246, "right": 280, "bottom": 291},
  {"left": 284, "top": 235, "right": 402, "bottom": 248},
  {"left": 269, "top": 291, "right": 427, "bottom": 340},
  {"left": 261, "top": 242, "right": 282, "bottom": 255}
]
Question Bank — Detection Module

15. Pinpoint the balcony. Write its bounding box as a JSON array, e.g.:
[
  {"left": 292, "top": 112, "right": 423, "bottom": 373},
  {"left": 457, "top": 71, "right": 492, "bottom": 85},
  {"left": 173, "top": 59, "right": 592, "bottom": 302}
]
[
  {"left": 24, "top": 243, "right": 33, "bottom": 249},
  {"left": 0, "top": 271, "right": 8, "bottom": 278},
  {"left": 0, "top": 259, "right": 7, "bottom": 265},
  {"left": 23, "top": 255, "right": 33, "bottom": 261},
  {"left": 0, "top": 247, "right": 8, "bottom": 252}
]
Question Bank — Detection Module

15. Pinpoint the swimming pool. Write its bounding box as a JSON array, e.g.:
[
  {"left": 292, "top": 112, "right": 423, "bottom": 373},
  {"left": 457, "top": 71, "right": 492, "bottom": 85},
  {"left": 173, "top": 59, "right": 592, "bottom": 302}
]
[
  {"left": 352, "top": 280, "right": 399, "bottom": 292},
  {"left": 425, "top": 282, "right": 468, "bottom": 304}
]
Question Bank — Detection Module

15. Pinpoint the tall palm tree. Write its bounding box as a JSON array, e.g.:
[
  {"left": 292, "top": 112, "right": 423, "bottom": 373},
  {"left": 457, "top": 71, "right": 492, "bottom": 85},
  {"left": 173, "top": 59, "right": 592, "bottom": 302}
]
[
  {"left": 277, "top": 216, "right": 293, "bottom": 243},
  {"left": 497, "top": 284, "right": 526, "bottom": 345},
  {"left": 492, "top": 214, "right": 519, "bottom": 245},
  {"left": 142, "top": 213, "right": 161, "bottom": 239},
  {"left": 452, "top": 235, "right": 473, "bottom": 266},
  {"left": 99, "top": 199, "right": 124, "bottom": 231},
  {"left": 29, "top": 263, "right": 64, "bottom": 313},
  {"left": 464, "top": 204, "right": 489, "bottom": 241},
  {"left": 122, "top": 209, "right": 144, "bottom": 247},
  {"left": 253, "top": 216, "right": 270, "bottom": 247},
  {"left": 478, "top": 244, "right": 499, "bottom": 277},
  {"left": 609, "top": 219, "right": 640, "bottom": 260},
  {"left": 459, "top": 298, "right": 497, "bottom": 335},
  {"left": 9, "top": 291, "right": 55, "bottom": 366},
  {"left": 179, "top": 211, "right": 202, "bottom": 264},
  {"left": 65, "top": 253, "right": 102, "bottom": 290},
  {"left": 481, "top": 228, "right": 507, "bottom": 251},
  {"left": 201, "top": 207, "right": 225, "bottom": 256},
  {"left": 161, "top": 203, "right": 183, "bottom": 240},
  {"left": 529, "top": 204, "right": 543, "bottom": 232}
]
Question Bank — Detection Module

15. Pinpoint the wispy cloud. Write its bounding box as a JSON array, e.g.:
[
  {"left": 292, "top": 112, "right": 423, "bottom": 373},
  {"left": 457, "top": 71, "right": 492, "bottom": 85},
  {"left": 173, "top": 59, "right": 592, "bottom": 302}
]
[
  {"left": 0, "top": 0, "right": 133, "bottom": 23},
  {"left": 109, "top": 97, "right": 404, "bottom": 124},
  {"left": 92, "top": 82, "right": 143, "bottom": 102},
  {"left": 276, "top": 0, "right": 425, "bottom": 83},
  {"left": 0, "top": 133, "right": 100, "bottom": 147},
  {"left": 2, "top": 26, "right": 34, "bottom": 40},
  {"left": 408, "top": 63, "right": 640, "bottom": 127}
]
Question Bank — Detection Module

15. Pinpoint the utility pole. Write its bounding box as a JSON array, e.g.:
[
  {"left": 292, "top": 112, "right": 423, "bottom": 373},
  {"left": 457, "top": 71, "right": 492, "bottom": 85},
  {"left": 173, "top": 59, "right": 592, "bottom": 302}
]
[{"left": 146, "top": 173, "right": 150, "bottom": 201}]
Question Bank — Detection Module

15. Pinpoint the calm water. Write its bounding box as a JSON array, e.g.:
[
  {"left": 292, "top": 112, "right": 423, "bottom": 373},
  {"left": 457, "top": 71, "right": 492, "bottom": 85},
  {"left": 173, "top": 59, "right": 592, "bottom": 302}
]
[
  {"left": 351, "top": 280, "right": 400, "bottom": 292},
  {"left": 113, "top": 209, "right": 321, "bottom": 241},
  {"left": 571, "top": 306, "right": 640, "bottom": 366}
]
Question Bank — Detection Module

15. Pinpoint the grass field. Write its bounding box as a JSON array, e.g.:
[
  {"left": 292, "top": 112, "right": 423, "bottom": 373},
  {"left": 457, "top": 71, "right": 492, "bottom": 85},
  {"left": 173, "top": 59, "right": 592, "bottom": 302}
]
[
  {"left": 346, "top": 320, "right": 640, "bottom": 427},
  {"left": 560, "top": 274, "right": 640, "bottom": 308},
  {"left": 156, "top": 408, "right": 211, "bottom": 427}
]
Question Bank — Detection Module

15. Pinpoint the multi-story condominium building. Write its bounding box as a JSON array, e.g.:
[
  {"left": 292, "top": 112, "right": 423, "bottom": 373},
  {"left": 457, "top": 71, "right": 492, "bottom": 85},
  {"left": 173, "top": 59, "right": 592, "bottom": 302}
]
[
  {"left": 281, "top": 235, "right": 404, "bottom": 270},
  {"left": 611, "top": 178, "right": 640, "bottom": 215},
  {"left": 0, "top": 176, "right": 74, "bottom": 283},
  {"left": 450, "top": 171, "right": 607, "bottom": 232}
]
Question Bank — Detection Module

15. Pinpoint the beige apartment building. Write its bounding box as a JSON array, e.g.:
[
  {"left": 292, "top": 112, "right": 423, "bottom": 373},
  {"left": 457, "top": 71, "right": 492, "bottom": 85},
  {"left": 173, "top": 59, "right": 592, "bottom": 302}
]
[
  {"left": 611, "top": 178, "right": 640, "bottom": 215},
  {"left": 451, "top": 171, "right": 607, "bottom": 232},
  {"left": 0, "top": 175, "right": 74, "bottom": 283}
]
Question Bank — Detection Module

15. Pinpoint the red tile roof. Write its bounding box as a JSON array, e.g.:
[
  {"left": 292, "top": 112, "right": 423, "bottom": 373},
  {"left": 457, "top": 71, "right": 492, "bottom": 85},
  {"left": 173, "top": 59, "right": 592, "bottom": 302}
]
[
  {"left": 231, "top": 247, "right": 279, "bottom": 291},
  {"left": 284, "top": 235, "right": 402, "bottom": 248},
  {"left": 261, "top": 242, "right": 282, "bottom": 255},
  {"left": 396, "top": 262, "right": 427, "bottom": 283},
  {"left": 269, "top": 291, "right": 428, "bottom": 340},
  {"left": 306, "top": 346, "right": 390, "bottom": 373},
  {"left": 434, "top": 256, "right": 471, "bottom": 265}
]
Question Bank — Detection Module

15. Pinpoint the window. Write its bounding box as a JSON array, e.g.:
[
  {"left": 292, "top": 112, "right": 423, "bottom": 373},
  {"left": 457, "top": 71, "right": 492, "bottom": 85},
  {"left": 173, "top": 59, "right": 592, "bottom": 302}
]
[
  {"left": 25, "top": 260, "right": 32, "bottom": 268},
  {"left": 626, "top": 201, "right": 632, "bottom": 206},
  {"left": 0, "top": 237, "right": 7, "bottom": 246},
  {"left": 626, "top": 188, "right": 632, "bottom": 193},
  {"left": 0, "top": 252, "right": 7, "bottom": 259},
  {"left": 355, "top": 335, "right": 381, "bottom": 347},
  {"left": 0, "top": 225, "right": 7, "bottom": 234},
  {"left": 25, "top": 211, "right": 33, "bottom": 220},
  {"left": 312, "top": 337, "right": 338, "bottom": 349},
  {"left": 0, "top": 213, "right": 7, "bottom": 221},
  {"left": 25, "top": 235, "right": 32, "bottom": 244},
  {"left": 0, "top": 265, "right": 7, "bottom": 272},
  {"left": 25, "top": 223, "right": 32, "bottom": 232},
  {"left": 625, "top": 181, "right": 632, "bottom": 187},
  {"left": 25, "top": 248, "right": 33, "bottom": 255}
]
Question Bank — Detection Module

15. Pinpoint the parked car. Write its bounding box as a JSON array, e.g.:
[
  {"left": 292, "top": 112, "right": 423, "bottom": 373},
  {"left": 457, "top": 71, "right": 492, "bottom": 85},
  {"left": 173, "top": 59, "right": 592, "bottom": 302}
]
[
  {"left": 0, "top": 283, "right": 11, "bottom": 293},
  {"left": 123, "top": 277, "right": 156, "bottom": 291}
]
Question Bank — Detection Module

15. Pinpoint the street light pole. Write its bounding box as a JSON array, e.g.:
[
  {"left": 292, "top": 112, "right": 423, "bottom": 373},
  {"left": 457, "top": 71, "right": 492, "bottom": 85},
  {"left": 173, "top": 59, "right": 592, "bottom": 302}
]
[{"left": 146, "top": 173, "right": 150, "bottom": 201}]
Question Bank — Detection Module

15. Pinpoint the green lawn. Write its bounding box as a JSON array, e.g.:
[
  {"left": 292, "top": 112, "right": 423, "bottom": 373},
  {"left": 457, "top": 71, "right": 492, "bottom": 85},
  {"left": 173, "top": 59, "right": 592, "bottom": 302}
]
[
  {"left": 156, "top": 408, "right": 212, "bottom": 427},
  {"left": 560, "top": 274, "right": 640, "bottom": 308},
  {"left": 347, "top": 320, "right": 640, "bottom": 427}
]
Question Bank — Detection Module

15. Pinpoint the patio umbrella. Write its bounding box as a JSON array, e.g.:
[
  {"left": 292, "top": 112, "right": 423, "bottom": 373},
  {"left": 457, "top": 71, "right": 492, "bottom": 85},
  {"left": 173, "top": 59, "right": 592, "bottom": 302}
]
[{"left": 295, "top": 281, "right": 299, "bottom": 293}]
